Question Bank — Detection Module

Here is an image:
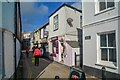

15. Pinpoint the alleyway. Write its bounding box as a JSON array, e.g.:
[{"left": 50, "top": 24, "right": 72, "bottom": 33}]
[
  {"left": 16, "top": 51, "right": 100, "bottom": 80},
  {"left": 22, "top": 51, "right": 52, "bottom": 79},
  {"left": 21, "top": 51, "right": 70, "bottom": 80}
]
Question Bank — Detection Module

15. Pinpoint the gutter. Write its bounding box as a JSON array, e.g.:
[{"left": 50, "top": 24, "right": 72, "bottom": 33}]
[{"left": 14, "top": 2, "right": 17, "bottom": 80}]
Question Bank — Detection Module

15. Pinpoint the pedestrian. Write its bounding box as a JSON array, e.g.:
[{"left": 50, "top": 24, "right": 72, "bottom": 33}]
[
  {"left": 32, "top": 46, "right": 35, "bottom": 53},
  {"left": 26, "top": 47, "right": 30, "bottom": 58},
  {"left": 33, "top": 46, "right": 41, "bottom": 66},
  {"left": 40, "top": 47, "right": 43, "bottom": 57}
]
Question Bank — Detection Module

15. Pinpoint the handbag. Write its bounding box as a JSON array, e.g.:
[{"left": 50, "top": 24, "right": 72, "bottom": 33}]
[{"left": 32, "top": 57, "right": 35, "bottom": 63}]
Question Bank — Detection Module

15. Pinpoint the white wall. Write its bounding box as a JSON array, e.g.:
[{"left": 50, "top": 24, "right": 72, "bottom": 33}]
[
  {"left": 23, "top": 32, "right": 30, "bottom": 39},
  {"left": 82, "top": 2, "right": 119, "bottom": 27},
  {"left": 83, "top": 19, "right": 119, "bottom": 73},
  {"left": 72, "top": 48, "right": 80, "bottom": 66},
  {"left": 0, "top": 29, "right": 2, "bottom": 75},
  {"left": 16, "top": 39, "right": 21, "bottom": 66},
  {"left": 4, "top": 31, "right": 14, "bottom": 78},
  {"left": 2, "top": 2, "right": 15, "bottom": 33},
  {"left": 0, "top": 2, "right": 2, "bottom": 28},
  {"left": 118, "top": 2, "right": 120, "bottom": 73},
  {"left": 49, "top": 7, "right": 66, "bottom": 38}
]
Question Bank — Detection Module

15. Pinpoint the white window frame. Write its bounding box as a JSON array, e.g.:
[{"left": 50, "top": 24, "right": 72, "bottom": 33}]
[
  {"left": 97, "top": 31, "right": 117, "bottom": 68},
  {"left": 53, "top": 14, "right": 59, "bottom": 31},
  {"left": 95, "top": 0, "right": 115, "bottom": 14}
]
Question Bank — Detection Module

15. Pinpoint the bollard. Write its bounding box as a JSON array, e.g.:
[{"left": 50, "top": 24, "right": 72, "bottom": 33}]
[
  {"left": 102, "top": 66, "right": 106, "bottom": 80},
  {"left": 54, "top": 76, "right": 60, "bottom": 80}
]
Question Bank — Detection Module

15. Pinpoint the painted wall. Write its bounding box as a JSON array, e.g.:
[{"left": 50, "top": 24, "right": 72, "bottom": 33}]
[
  {"left": 82, "top": 1, "right": 119, "bottom": 27},
  {"left": 83, "top": 18, "right": 118, "bottom": 73},
  {"left": 82, "top": 1, "right": 120, "bottom": 74},
  {"left": 118, "top": 1, "right": 120, "bottom": 74},
  {"left": 49, "top": 5, "right": 82, "bottom": 40},
  {"left": 49, "top": 7, "right": 66, "bottom": 38},
  {"left": 2, "top": 2, "right": 15, "bottom": 33},
  {"left": 64, "top": 42, "right": 80, "bottom": 66},
  {"left": 0, "top": 2, "right": 2, "bottom": 28},
  {"left": 72, "top": 48, "right": 80, "bottom": 66},
  {"left": 23, "top": 32, "right": 31, "bottom": 39},
  {"left": 0, "top": 29, "right": 2, "bottom": 76},
  {"left": 16, "top": 39, "right": 21, "bottom": 66},
  {"left": 48, "top": 5, "right": 82, "bottom": 62},
  {"left": 64, "top": 42, "right": 72, "bottom": 66},
  {"left": 4, "top": 31, "right": 14, "bottom": 78}
]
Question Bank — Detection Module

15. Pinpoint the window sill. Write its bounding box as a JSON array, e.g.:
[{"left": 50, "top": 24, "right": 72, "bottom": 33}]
[
  {"left": 94, "top": 7, "right": 115, "bottom": 16},
  {"left": 95, "top": 63, "right": 117, "bottom": 70}
]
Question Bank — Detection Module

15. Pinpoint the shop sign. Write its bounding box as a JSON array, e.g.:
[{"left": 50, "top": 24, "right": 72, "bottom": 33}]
[
  {"left": 51, "top": 36, "right": 58, "bottom": 41},
  {"left": 44, "top": 31, "right": 48, "bottom": 38}
]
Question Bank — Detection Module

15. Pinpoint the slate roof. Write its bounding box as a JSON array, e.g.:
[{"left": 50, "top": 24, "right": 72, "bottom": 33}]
[{"left": 66, "top": 41, "right": 80, "bottom": 48}]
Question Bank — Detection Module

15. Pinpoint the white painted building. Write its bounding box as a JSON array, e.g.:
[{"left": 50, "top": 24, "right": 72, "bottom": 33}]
[
  {"left": 22, "top": 32, "right": 31, "bottom": 49},
  {"left": 48, "top": 4, "right": 82, "bottom": 67},
  {"left": 82, "top": 0, "right": 120, "bottom": 78},
  {"left": 23, "top": 32, "right": 31, "bottom": 39},
  {"left": 0, "top": 2, "right": 22, "bottom": 79}
]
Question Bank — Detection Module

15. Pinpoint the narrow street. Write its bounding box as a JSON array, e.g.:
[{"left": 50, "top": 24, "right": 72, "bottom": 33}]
[{"left": 22, "top": 51, "right": 52, "bottom": 79}]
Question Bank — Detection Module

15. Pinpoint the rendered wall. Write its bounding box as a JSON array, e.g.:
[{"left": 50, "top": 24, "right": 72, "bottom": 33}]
[
  {"left": 4, "top": 31, "right": 14, "bottom": 78},
  {"left": 2, "top": 2, "right": 15, "bottom": 33},
  {"left": 0, "top": 29, "right": 2, "bottom": 78}
]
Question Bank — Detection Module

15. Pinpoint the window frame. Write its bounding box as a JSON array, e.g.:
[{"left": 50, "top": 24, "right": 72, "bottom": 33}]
[
  {"left": 97, "top": 31, "right": 117, "bottom": 68},
  {"left": 53, "top": 14, "right": 59, "bottom": 31},
  {"left": 95, "top": 0, "right": 115, "bottom": 14}
]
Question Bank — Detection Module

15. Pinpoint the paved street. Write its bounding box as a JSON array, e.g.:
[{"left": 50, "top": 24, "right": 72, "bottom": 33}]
[
  {"left": 20, "top": 51, "right": 100, "bottom": 80},
  {"left": 22, "top": 51, "right": 52, "bottom": 79}
]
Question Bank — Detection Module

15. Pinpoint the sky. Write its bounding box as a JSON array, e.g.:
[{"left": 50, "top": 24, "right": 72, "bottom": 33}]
[{"left": 20, "top": 2, "right": 81, "bottom": 32}]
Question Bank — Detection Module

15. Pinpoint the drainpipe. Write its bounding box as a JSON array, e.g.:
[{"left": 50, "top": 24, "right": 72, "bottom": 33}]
[
  {"left": 2, "top": 30, "right": 5, "bottom": 79},
  {"left": 14, "top": 2, "right": 17, "bottom": 80}
]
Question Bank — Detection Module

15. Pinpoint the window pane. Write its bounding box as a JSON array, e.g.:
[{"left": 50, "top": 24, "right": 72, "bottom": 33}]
[
  {"left": 108, "top": 33, "right": 116, "bottom": 47},
  {"left": 53, "top": 15, "right": 58, "bottom": 30},
  {"left": 100, "top": 34, "right": 107, "bottom": 47},
  {"left": 99, "top": 0, "right": 106, "bottom": 11},
  {"left": 101, "top": 48, "right": 108, "bottom": 61},
  {"left": 109, "top": 49, "right": 116, "bottom": 62},
  {"left": 107, "top": 0, "right": 114, "bottom": 8}
]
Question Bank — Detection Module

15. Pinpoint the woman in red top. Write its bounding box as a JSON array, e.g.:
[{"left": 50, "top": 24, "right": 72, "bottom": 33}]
[{"left": 33, "top": 46, "right": 41, "bottom": 66}]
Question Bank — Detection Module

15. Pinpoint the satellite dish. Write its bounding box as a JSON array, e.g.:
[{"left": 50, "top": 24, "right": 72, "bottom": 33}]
[
  {"left": 67, "top": 18, "right": 73, "bottom": 23},
  {"left": 67, "top": 18, "right": 73, "bottom": 27}
]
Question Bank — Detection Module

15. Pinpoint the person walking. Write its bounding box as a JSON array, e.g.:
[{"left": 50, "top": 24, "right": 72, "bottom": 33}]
[
  {"left": 26, "top": 47, "right": 30, "bottom": 58},
  {"left": 33, "top": 46, "right": 41, "bottom": 66}
]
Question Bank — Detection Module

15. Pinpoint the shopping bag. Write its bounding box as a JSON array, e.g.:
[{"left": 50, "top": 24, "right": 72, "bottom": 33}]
[{"left": 32, "top": 57, "right": 35, "bottom": 63}]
